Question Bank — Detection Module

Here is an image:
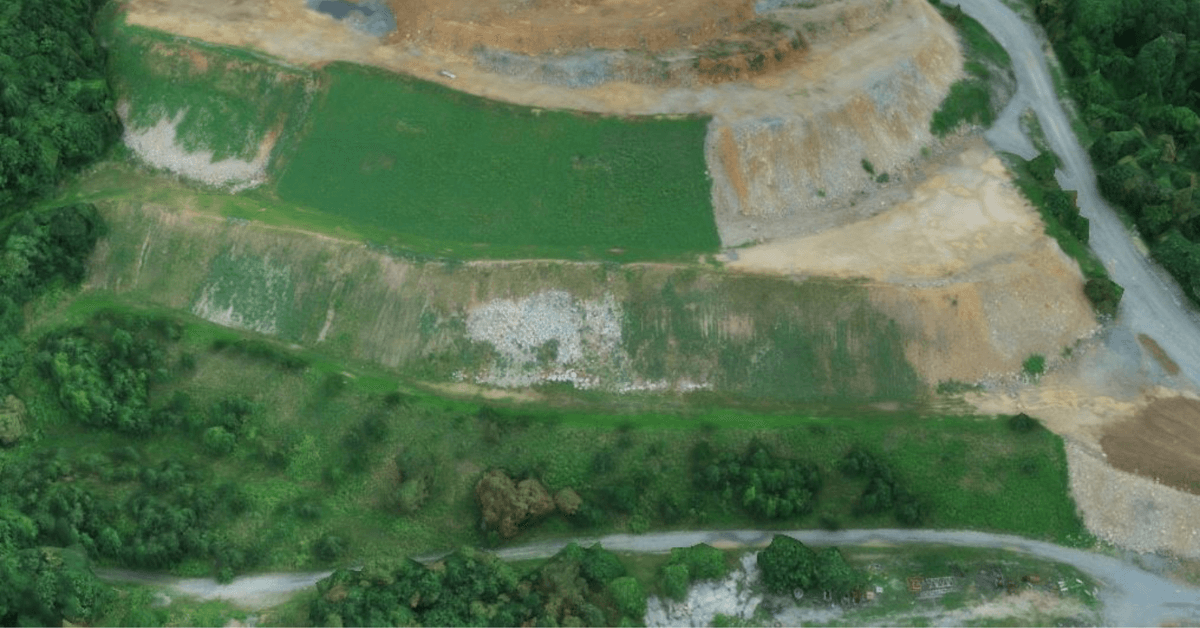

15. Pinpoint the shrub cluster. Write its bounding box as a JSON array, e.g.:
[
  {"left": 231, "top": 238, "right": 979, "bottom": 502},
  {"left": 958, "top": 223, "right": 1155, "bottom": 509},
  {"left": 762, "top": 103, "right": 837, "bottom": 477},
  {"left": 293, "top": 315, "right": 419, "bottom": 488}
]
[
  {"left": 693, "top": 440, "right": 822, "bottom": 520},
  {"left": 839, "top": 446, "right": 928, "bottom": 525},
  {"left": 309, "top": 543, "right": 639, "bottom": 627}
]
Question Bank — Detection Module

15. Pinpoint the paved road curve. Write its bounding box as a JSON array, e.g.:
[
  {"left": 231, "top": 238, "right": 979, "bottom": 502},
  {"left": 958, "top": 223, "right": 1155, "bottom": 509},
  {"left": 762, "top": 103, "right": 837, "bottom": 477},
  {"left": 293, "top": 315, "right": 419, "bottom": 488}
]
[
  {"left": 99, "top": 529, "right": 1200, "bottom": 626},
  {"left": 942, "top": 0, "right": 1200, "bottom": 391}
]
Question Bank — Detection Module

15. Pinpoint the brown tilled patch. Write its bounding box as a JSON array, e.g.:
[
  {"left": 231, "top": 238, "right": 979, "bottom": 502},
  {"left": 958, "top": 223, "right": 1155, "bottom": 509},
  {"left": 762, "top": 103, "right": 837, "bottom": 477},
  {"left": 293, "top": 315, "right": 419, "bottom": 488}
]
[
  {"left": 185, "top": 47, "right": 210, "bottom": 73},
  {"left": 1138, "top": 333, "right": 1181, "bottom": 375},
  {"left": 1101, "top": 396, "right": 1200, "bottom": 496},
  {"left": 717, "top": 126, "right": 750, "bottom": 210}
]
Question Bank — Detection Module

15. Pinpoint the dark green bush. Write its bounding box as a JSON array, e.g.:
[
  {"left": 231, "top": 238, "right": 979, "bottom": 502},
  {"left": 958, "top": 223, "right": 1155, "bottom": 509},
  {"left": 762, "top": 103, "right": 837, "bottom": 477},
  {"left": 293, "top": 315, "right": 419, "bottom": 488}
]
[{"left": 1007, "top": 413, "right": 1042, "bottom": 433}]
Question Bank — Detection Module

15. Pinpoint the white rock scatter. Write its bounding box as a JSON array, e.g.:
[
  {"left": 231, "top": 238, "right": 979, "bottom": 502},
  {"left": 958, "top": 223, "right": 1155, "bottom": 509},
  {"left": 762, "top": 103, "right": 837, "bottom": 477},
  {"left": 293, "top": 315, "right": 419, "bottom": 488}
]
[
  {"left": 117, "top": 101, "right": 269, "bottom": 191},
  {"left": 645, "top": 553, "right": 764, "bottom": 628},
  {"left": 465, "top": 290, "right": 623, "bottom": 389}
]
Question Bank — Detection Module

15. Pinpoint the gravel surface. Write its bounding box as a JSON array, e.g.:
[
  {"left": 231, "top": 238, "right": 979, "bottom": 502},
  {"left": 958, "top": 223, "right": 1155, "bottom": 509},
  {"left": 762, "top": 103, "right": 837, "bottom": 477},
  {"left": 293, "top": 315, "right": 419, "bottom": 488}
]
[
  {"left": 465, "top": 290, "right": 624, "bottom": 389},
  {"left": 1064, "top": 440, "right": 1200, "bottom": 559},
  {"left": 645, "top": 553, "right": 764, "bottom": 627}
]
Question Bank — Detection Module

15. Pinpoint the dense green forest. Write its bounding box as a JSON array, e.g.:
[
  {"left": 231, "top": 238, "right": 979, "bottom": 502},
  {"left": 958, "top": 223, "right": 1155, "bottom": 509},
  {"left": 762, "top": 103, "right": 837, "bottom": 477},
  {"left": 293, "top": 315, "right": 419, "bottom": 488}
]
[
  {"left": 0, "top": 0, "right": 118, "bottom": 212},
  {"left": 0, "top": 0, "right": 129, "bottom": 624},
  {"left": 1035, "top": 0, "right": 1200, "bottom": 303}
]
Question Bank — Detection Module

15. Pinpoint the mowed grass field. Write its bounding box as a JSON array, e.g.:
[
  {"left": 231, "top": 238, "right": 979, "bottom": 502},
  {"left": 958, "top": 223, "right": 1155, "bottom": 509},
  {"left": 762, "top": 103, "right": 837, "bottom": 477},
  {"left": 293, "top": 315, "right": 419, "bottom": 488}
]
[{"left": 275, "top": 63, "right": 720, "bottom": 255}]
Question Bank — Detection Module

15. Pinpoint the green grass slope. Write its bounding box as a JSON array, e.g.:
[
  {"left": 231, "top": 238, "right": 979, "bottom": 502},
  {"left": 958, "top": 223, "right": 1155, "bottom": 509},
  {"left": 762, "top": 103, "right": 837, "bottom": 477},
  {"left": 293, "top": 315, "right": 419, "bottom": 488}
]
[{"left": 275, "top": 63, "right": 720, "bottom": 256}]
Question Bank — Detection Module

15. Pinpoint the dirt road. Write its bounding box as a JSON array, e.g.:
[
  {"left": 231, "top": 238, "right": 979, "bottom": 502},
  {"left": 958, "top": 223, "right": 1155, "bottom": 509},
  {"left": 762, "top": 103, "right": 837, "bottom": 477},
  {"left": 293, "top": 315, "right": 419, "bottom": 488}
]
[{"left": 98, "top": 529, "right": 1200, "bottom": 626}]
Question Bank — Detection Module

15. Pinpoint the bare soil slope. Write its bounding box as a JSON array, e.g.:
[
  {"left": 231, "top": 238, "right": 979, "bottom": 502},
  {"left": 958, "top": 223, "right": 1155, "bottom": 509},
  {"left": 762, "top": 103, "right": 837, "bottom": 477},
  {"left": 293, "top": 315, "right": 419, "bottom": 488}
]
[
  {"left": 384, "top": 0, "right": 757, "bottom": 55},
  {"left": 726, "top": 139, "right": 1098, "bottom": 383}
]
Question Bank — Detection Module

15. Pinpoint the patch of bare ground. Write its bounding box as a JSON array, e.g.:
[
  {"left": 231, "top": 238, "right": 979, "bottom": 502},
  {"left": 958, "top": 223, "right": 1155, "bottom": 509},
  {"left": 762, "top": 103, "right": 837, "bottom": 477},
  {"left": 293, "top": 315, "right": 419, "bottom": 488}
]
[
  {"left": 967, "top": 360, "right": 1200, "bottom": 560},
  {"left": 726, "top": 140, "right": 1098, "bottom": 384},
  {"left": 1139, "top": 333, "right": 1181, "bottom": 376},
  {"left": 1101, "top": 397, "right": 1200, "bottom": 497},
  {"left": 420, "top": 382, "right": 543, "bottom": 403}
]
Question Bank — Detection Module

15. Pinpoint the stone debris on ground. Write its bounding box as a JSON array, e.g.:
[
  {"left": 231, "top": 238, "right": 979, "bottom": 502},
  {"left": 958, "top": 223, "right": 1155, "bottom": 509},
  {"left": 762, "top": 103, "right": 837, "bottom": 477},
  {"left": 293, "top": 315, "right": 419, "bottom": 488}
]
[
  {"left": 117, "top": 102, "right": 269, "bottom": 191},
  {"left": 1064, "top": 439, "right": 1200, "bottom": 560},
  {"left": 645, "top": 553, "right": 765, "bottom": 627}
]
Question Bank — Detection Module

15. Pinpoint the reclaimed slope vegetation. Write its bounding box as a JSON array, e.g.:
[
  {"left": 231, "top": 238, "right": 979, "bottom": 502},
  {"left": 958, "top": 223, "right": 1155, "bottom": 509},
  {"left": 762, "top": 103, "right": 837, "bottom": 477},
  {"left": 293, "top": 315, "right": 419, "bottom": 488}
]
[
  {"left": 104, "top": 20, "right": 317, "bottom": 179},
  {"left": 274, "top": 63, "right": 719, "bottom": 256},
  {"left": 9, "top": 297, "right": 1092, "bottom": 584},
  {"left": 75, "top": 185, "right": 917, "bottom": 403}
]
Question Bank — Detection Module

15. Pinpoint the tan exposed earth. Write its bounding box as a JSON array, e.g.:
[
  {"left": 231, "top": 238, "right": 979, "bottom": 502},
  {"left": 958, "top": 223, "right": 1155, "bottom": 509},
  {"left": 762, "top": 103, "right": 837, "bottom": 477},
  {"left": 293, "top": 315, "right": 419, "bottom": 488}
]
[
  {"left": 381, "top": 0, "right": 757, "bottom": 56},
  {"left": 725, "top": 138, "right": 1099, "bottom": 384}
]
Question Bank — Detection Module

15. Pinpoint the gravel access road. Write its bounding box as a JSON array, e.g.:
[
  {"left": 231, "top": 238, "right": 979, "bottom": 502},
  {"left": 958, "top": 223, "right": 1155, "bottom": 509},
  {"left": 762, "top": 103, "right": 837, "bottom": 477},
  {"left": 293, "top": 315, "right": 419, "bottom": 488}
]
[
  {"left": 98, "top": 529, "right": 1200, "bottom": 626},
  {"left": 942, "top": 0, "right": 1200, "bottom": 392}
]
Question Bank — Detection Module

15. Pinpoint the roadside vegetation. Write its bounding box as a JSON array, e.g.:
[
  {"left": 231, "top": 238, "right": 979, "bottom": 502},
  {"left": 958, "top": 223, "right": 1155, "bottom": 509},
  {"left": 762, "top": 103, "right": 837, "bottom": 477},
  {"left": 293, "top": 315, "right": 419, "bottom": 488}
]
[
  {"left": 1004, "top": 149, "right": 1125, "bottom": 317},
  {"left": 275, "top": 63, "right": 719, "bottom": 257},
  {"left": 928, "top": 0, "right": 1015, "bottom": 136},
  {"left": 0, "top": 296, "right": 1093, "bottom": 618},
  {"left": 1033, "top": 0, "right": 1200, "bottom": 306}
]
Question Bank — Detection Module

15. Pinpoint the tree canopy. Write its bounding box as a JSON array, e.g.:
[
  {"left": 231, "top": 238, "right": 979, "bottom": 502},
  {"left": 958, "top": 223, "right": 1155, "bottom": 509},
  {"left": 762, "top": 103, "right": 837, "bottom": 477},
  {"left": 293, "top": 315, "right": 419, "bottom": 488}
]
[
  {"left": 1035, "top": 0, "right": 1200, "bottom": 305},
  {"left": 0, "top": 0, "right": 119, "bottom": 211}
]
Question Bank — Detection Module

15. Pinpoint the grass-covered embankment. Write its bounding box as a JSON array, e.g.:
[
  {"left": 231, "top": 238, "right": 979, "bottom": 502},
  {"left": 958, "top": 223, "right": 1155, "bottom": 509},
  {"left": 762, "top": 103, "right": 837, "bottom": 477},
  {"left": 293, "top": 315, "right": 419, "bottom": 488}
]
[
  {"left": 103, "top": 19, "right": 316, "bottom": 166},
  {"left": 275, "top": 63, "right": 720, "bottom": 258},
  {"left": 1003, "top": 142, "right": 1125, "bottom": 317}
]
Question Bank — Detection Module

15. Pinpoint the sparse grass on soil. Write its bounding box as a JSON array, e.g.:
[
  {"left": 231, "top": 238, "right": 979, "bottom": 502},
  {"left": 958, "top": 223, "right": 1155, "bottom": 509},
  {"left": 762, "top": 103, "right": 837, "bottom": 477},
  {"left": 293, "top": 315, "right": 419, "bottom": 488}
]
[
  {"left": 1001, "top": 150, "right": 1117, "bottom": 301},
  {"left": 103, "top": 19, "right": 315, "bottom": 165},
  {"left": 97, "top": 584, "right": 251, "bottom": 628},
  {"left": 620, "top": 273, "right": 922, "bottom": 403},
  {"left": 46, "top": 183, "right": 925, "bottom": 404},
  {"left": 275, "top": 63, "right": 719, "bottom": 257}
]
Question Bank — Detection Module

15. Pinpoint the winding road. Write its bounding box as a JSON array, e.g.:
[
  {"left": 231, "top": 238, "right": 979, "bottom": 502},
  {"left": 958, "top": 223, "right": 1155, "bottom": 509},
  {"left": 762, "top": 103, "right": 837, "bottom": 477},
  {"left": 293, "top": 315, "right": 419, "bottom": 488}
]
[
  {"left": 943, "top": 0, "right": 1200, "bottom": 391},
  {"left": 99, "top": 529, "right": 1200, "bottom": 626},
  {"left": 96, "top": 1, "right": 1200, "bottom": 626}
]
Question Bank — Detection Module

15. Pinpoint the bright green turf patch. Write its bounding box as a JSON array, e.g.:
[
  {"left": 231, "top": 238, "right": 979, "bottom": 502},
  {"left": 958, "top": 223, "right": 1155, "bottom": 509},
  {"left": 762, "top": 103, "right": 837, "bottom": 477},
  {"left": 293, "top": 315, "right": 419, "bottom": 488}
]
[{"left": 275, "top": 63, "right": 719, "bottom": 255}]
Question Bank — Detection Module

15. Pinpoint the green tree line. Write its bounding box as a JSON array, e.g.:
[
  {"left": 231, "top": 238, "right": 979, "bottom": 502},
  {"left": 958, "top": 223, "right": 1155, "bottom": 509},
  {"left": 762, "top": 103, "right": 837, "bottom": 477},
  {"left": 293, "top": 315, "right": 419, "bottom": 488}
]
[
  {"left": 0, "top": 0, "right": 119, "bottom": 212},
  {"left": 1036, "top": 0, "right": 1200, "bottom": 303}
]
